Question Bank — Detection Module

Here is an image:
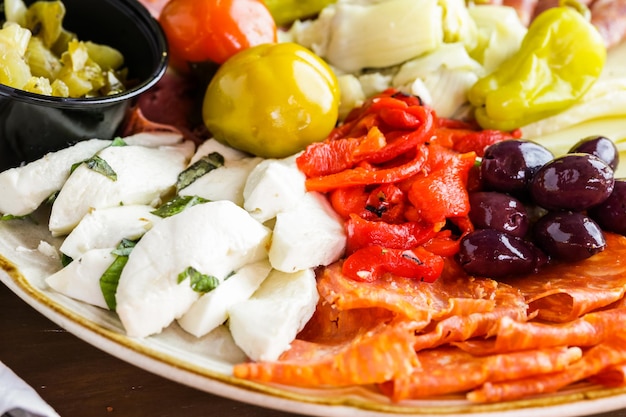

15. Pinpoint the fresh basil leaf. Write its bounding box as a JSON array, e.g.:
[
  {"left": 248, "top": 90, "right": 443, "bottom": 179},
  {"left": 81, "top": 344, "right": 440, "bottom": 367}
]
[
  {"left": 177, "top": 266, "right": 219, "bottom": 294},
  {"left": 1, "top": 214, "right": 23, "bottom": 221},
  {"left": 61, "top": 253, "right": 73, "bottom": 267},
  {"left": 110, "top": 137, "right": 128, "bottom": 147},
  {"left": 71, "top": 155, "right": 117, "bottom": 181},
  {"left": 45, "top": 190, "right": 59, "bottom": 205},
  {"left": 151, "top": 195, "right": 209, "bottom": 218},
  {"left": 176, "top": 152, "right": 225, "bottom": 191},
  {"left": 99, "top": 239, "right": 137, "bottom": 310}
]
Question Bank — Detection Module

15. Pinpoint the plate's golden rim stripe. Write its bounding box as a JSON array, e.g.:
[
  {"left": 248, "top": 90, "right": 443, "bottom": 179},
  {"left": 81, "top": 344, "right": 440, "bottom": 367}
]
[{"left": 3, "top": 254, "right": 626, "bottom": 415}]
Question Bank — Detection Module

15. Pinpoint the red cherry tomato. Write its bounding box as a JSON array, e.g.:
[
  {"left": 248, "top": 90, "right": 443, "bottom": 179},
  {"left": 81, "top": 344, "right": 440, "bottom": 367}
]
[{"left": 159, "top": 0, "right": 277, "bottom": 65}]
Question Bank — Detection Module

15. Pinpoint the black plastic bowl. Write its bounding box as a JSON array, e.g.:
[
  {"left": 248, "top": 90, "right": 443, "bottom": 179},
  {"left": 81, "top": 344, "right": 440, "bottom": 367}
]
[{"left": 0, "top": 0, "right": 168, "bottom": 169}]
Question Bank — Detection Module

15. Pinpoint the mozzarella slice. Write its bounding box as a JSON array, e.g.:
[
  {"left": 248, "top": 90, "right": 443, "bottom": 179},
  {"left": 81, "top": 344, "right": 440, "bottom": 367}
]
[
  {"left": 227, "top": 268, "right": 319, "bottom": 362},
  {"left": 243, "top": 154, "right": 307, "bottom": 223},
  {"left": 123, "top": 131, "right": 184, "bottom": 147},
  {"left": 177, "top": 259, "right": 272, "bottom": 337},
  {"left": 179, "top": 157, "right": 262, "bottom": 206},
  {"left": 59, "top": 204, "right": 161, "bottom": 260},
  {"left": 269, "top": 191, "right": 346, "bottom": 272},
  {"left": 0, "top": 139, "right": 110, "bottom": 216},
  {"left": 49, "top": 141, "right": 194, "bottom": 236},
  {"left": 115, "top": 200, "right": 271, "bottom": 338},
  {"left": 45, "top": 248, "right": 114, "bottom": 309},
  {"left": 189, "top": 138, "right": 248, "bottom": 165}
]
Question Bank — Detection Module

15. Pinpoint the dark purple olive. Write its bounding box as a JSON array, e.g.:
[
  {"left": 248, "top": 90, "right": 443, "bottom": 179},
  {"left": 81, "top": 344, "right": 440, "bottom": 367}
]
[
  {"left": 533, "top": 211, "right": 606, "bottom": 261},
  {"left": 468, "top": 191, "right": 529, "bottom": 237},
  {"left": 456, "top": 229, "right": 546, "bottom": 279},
  {"left": 569, "top": 135, "right": 619, "bottom": 171},
  {"left": 530, "top": 153, "right": 614, "bottom": 211},
  {"left": 480, "top": 140, "right": 554, "bottom": 194},
  {"left": 588, "top": 179, "right": 626, "bottom": 235}
]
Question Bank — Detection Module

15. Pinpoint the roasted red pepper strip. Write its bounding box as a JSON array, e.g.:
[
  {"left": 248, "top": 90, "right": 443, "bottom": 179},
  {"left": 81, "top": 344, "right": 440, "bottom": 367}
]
[
  {"left": 408, "top": 145, "right": 475, "bottom": 224},
  {"left": 433, "top": 127, "right": 522, "bottom": 157},
  {"left": 346, "top": 214, "right": 436, "bottom": 255},
  {"left": 342, "top": 245, "right": 444, "bottom": 283},
  {"left": 297, "top": 91, "right": 435, "bottom": 176},
  {"left": 305, "top": 144, "right": 429, "bottom": 192}
]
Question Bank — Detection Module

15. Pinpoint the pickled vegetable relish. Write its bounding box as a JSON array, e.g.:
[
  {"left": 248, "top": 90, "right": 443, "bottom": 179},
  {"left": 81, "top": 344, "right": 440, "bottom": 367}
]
[{"left": 0, "top": 0, "right": 128, "bottom": 97}]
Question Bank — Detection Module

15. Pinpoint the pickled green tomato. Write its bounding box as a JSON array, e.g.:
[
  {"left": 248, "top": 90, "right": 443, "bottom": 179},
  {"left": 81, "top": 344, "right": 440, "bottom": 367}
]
[{"left": 202, "top": 42, "right": 340, "bottom": 159}]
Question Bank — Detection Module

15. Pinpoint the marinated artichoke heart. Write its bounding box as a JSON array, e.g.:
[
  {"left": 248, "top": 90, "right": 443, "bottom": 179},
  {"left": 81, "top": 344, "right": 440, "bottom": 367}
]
[{"left": 0, "top": 0, "right": 127, "bottom": 97}]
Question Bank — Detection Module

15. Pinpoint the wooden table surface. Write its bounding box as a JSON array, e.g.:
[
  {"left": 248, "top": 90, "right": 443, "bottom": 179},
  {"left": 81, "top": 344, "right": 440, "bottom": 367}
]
[{"left": 2, "top": 282, "right": 626, "bottom": 417}]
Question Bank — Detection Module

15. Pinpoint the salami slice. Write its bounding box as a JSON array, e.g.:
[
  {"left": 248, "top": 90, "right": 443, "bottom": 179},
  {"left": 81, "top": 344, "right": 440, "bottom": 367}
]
[
  {"left": 468, "top": 334, "right": 626, "bottom": 403},
  {"left": 502, "top": 233, "right": 626, "bottom": 322},
  {"left": 317, "top": 261, "right": 507, "bottom": 323},
  {"left": 232, "top": 321, "right": 418, "bottom": 387},
  {"left": 382, "top": 346, "right": 581, "bottom": 401}
]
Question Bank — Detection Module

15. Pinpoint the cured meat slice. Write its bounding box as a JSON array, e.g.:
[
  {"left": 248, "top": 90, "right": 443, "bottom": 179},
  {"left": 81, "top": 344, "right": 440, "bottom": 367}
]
[
  {"left": 412, "top": 285, "right": 527, "bottom": 351},
  {"left": 590, "top": 0, "right": 626, "bottom": 49},
  {"left": 296, "top": 301, "right": 398, "bottom": 345},
  {"left": 492, "top": 308, "right": 626, "bottom": 352},
  {"left": 502, "top": 233, "right": 626, "bottom": 322},
  {"left": 381, "top": 346, "right": 581, "bottom": 401},
  {"left": 468, "top": 334, "right": 626, "bottom": 403},
  {"left": 317, "top": 261, "right": 507, "bottom": 323},
  {"left": 589, "top": 363, "right": 626, "bottom": 387},
  {"left": 232, "top": 321, "right": 418, "bottom": 387}
]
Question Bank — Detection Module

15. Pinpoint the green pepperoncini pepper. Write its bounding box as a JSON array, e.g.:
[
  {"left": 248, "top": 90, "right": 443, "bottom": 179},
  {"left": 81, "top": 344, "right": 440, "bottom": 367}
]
[{"left": 467, "top": 1, "right": 606, "bottom": 131}]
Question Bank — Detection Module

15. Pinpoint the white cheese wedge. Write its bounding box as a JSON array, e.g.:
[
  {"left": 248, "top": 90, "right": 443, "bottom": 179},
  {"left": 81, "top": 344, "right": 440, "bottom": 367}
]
[
  {"left": 115, "top": 200, "right": 271, "bottom": 338},
  {"left": 48, "top": 141, "right": 194, "bottom": 236},
  {"left": 269, "top": 192, "right": 346, "bottom": 272},
  {"left": 180, "top": 157, "right": 263, "bottom": 206},
  {"left": 177, "top": 259, "right": 272, "bottom": 337},
  {"left": 243, "top": 154, "right": 307, "bottom": 223},
  {"left": 123, "top": 131, "right": 184, "bottom": 147},
  {"left": 0, "top": 139, "right": 110, "bottom": 216},
  {"left": 45, "top": 248, "right": 114, "bottom": 309},
  {"left": 227, "top": 268, "right": 319, "bottom": 362},
  {"left": 59, "top": 204, "right": 161, "bottom": 260},
  {"left": 189, "top": 138, "right": 248, "bottom": 165}
]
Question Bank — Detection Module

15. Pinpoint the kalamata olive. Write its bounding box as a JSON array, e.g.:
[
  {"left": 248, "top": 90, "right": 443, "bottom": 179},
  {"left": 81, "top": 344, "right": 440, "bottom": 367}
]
[
  {"left": 530, "top": 153, "right": 614, "bottom": 211},
  {"left": 568, "top": 135, "right": 619, "bottom": 171},
  {"left": 480, "top": 139, "right": 554, "bottom": 194},
  {"left": 588, "top": 179, "right": 626, "bottom": 235},
  {"left": 533, "top": 211, "right": 606, "bottom": 261},
  {"left": 456, "top": 229, "right": 546, "bottom": 278},
  {"left": 468, "top": 191, "right": 529, "bottom": 237}
]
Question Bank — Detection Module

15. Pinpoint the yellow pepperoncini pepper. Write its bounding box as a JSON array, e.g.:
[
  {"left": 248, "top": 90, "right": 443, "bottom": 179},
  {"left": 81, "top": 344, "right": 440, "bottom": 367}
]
[{"left": 467, "top": 1, "right": 606, "bottom": 131}]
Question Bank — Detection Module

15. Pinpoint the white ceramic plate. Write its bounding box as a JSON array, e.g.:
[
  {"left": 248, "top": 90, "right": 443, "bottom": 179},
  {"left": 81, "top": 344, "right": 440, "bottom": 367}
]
[{"left": 1, "top": 208, "right": 626, "bottom": 417}]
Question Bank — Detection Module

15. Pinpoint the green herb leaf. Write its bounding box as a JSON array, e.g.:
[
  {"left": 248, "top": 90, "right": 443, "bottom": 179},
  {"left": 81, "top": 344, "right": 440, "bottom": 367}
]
[
  {"left": 177, "top": 266, "right": 219, "bottom": 294},
  {"left": 99, "top": 239, "right": 137, "bottom": 310},
  {"left": 176, "top": 152, "right": 225, "bottom": 191},
  {"left": 45, "top": 190, "right": 59, "bottom": 205},
  {"left": 1, "top": 214, "right": 23, "bottom": 221},
  {"left": 151, "top": 195, "right": 209, "bottom": 218},
  {"left": 61, "top": 253, "right": 73, "bottom": 267},
  {"left": 71, "top": 155, "right": 117, "bottom": 181},
  {"left": 110, "top": 137, "right": 128, "bottom": 147}
]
